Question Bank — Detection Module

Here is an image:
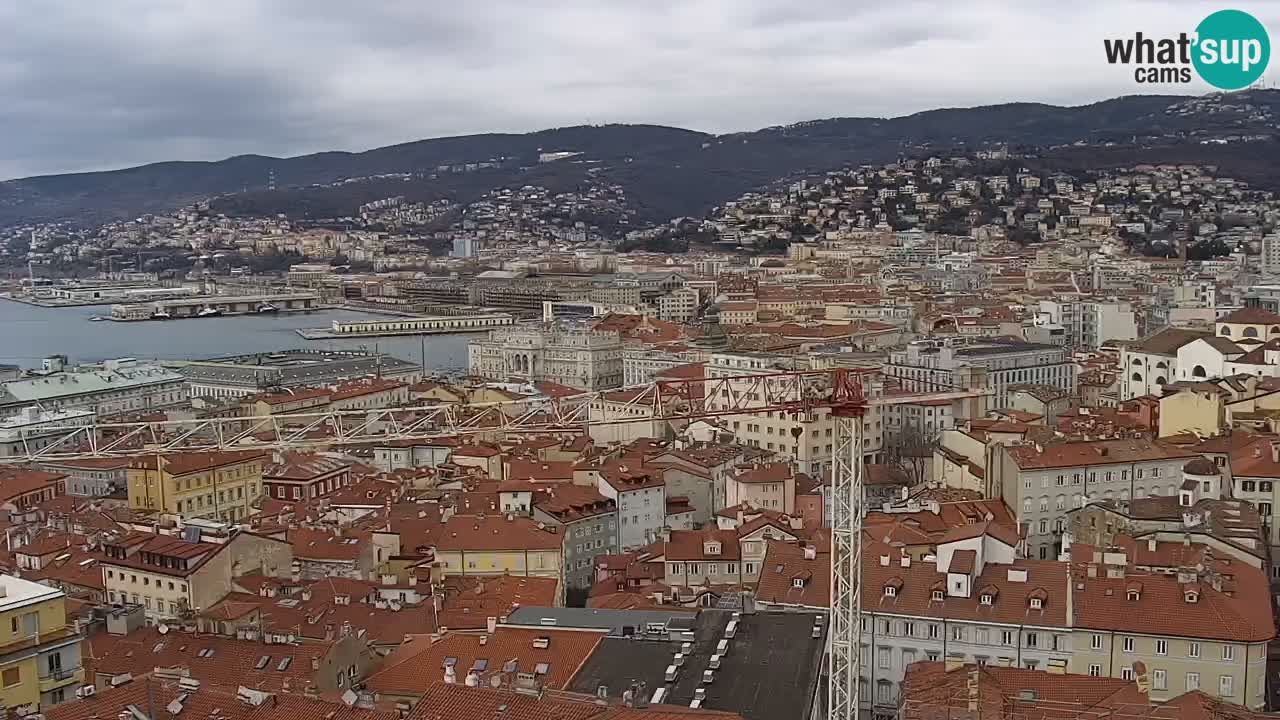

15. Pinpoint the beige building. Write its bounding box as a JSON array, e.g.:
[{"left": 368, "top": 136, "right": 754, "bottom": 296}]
[
  {"left": 1157, "top": 383, "right": 1227, "bottom": 438},
  {"left": 431, "top": 514, "right": 563, "bottom": 585},
  {"left": 1067, "top": 538, "right": 1271, "bottom": 709},
  {"left": 101, "top": 526, "right": 292, "bottom": 620},
  {"left": 126, "top": 450, "right": 266, "bottom": 523},
  {"left": 724, "top": 462, "right": 795, "bottom": 514},
  {"left": 703, "top": 351, "right": 883, "bottom": 477}
]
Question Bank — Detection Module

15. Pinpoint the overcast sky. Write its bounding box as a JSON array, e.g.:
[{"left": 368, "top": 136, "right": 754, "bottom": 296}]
[{"left": 1, "top": 0, "right": 1277, "bottom": 180}]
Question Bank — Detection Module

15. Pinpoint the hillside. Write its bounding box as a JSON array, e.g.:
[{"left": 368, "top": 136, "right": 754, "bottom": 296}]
[{"left": 3, "top": 91, "right": 1279, "bottom": 228}]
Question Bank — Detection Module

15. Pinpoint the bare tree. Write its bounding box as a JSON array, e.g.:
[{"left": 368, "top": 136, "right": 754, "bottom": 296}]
[{"left": 882, "top": 425, "right": 938, "bottom": 487}]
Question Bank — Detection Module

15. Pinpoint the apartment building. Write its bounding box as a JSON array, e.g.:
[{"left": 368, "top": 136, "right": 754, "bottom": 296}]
[
  {"left": 126, "top": 450, "right": 266, "bottom": 523},
  {"left": 657, "top": 287, "right": 699, "bottom": 324},
  {"left": 595, "top": 468, "right": 665, "bottom": 550},
  {"left": 529, "top": 484, "right": 619, "bottom": 590},
  {"left": 468, "top": 324, "right": 624, "bottom": 390},
  {"left": 100, "top": 526, "right": 292, "bottom": 620},
  {"left": 262, "top": 453, "right": 352, "bottom": 501},
  {"left": 623, "top": 346, "right": 706, "bottom": 386},
  {"left": 0, "top": 359, "right": 187, "bottom": 419},
  {"left": 1037, "top": 299, "right": 1139, "bottom": 349},
  {"left": 1067, "top": 537, "right": 1272, "bottom": 709},
  {"left": 431, "top": 513, "right": 563, "bottom": 584},
  {"left": 655, "top": 528, "right": 744, "bottom": 596},
  {"left": 36, "top": 458, "right": 128, "bottom": 497},
  {"left": 859, "top": 528, "right": 1069, "bottom": 716},
  {"left": 993, "top": 439, "right": 1199, "bottom": 559},
  {"left": 703, "top": 351, "right": 884, "bottom": 476},
  {"left": 886, "top": 338, "right": 1074, "bottom": 409},
  {"left": 725, "top": 462, "right": 795, "bottom": 514},
  {"left": 1227, "top": 435, "right": 1280, "bottom": 558},
  {"left": 0, "top": 575, "right": 83, "bottom": 711}
]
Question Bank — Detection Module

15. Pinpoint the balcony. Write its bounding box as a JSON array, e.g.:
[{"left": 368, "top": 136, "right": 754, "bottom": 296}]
[{"left": 39, "top": 666, "right": 83, "bottom": 693}]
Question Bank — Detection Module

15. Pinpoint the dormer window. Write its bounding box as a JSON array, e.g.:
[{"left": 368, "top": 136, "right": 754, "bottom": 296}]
[
  {"left": 1185, "top": 591, "right": 1199, "bottom": 603},
  {"left": 1029, "top": 598, "right": 1043, "bottom": 610},
  {"left": 704, "top": 542, "right": 721, "bottom": 555},
  {"left": 931, "top": 590, "right": 944, "bottom": 602},
  {"left": 884, "top": 586, "right": 897, "bottom": 598},
  {"left": 980, "top": 593, "right": 993, "bottom": 606},
  {"left": 1126, "top": 590, "right": 1140, "bottom": 601},
  {"left": 792, "top": 578, "right": 805, "bottom": 589}
]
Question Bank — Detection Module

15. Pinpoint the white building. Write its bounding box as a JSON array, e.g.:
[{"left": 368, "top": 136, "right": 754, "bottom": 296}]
[
  {"left": 0, "top": 407, "right": 96, "bottom": 458},
  {"left": 0, "top": 360, "right": 187, "bottom": 419},
  {"left": 468, "top": 323, "right": 624, "bottom": 390}
]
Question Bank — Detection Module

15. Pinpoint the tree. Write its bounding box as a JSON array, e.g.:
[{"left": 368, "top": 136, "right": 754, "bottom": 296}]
[{"left": 882, "top": 425, "right": 938, "bottom": 487}]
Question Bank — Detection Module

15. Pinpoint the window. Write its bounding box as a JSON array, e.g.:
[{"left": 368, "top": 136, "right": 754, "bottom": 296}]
[
  {"left": 928, "top": 624, "right": 939, "bottom": 639},
  {"left": 951, "top": 626, "right": 964, "bottom": 642},
  {"left": 1029, "top": 597, "right": 1043, "bottom": 610},
  {"left": 1153, "top": 669, "right": 1166, "bottom": 691},
  {"left": 1186, "top": 672, "right": 1200, "bottom": 691},
  {"left": 1001, "top": 630, "right": 1014, "bottom": 646},
  {"left": 877, "top": 647, "right": 891, "bottom": 669},
  {"left": 931, "top": 590, "right": 944, "bottom": 602},
  {"left": 1222, "top": 645, "right": 1235, "bottom": 661},
  {"left": 1121, "top": 667, "right": 1134, "bottom": 681},
  {"left": 1219, "top": 675, "right": 1234, "bottom": 697},
  {"left": 1024, "top": 632, "right": 1038, "bottom": 648},
  {"left": 1091, "top": 634, "right": 1103, "bottom": 650},
  {"left": 903, "top": 621, "right": 915, "bottom": 637},
  {"left": 1, "top": 668, "right": 18, "bottom": 687},
  {"left": 1155, "top": 640, "right": 1167, "bottom": 655},
  {"left": 1122, "top": 637, "right": 1134, "bottom": 653},
  {"left": 1188, "top": 642, "right": 1200, "bottom": 658},
  {"left": 1088, "top": 664, "right": 1101, "bottom": 677}
]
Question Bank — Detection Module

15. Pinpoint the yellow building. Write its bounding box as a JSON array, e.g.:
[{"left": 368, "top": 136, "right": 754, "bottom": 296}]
[
  {"left": 1158, "top": 383, "right": 1226, "bottom": 438},
  {"left": 431, "top": 514, "right": 562, "bottom": 585},
  {"left": 0, "top": 575, "right": 84, "bottom": 711},
  {"left": 127, "top": 450, "right": 266, "bottom": 522}
]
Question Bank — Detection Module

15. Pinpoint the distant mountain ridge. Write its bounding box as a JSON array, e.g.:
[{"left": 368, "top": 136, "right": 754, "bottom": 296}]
[{"left": 4, "top": 90, "right": 1280, "bottom": 228}]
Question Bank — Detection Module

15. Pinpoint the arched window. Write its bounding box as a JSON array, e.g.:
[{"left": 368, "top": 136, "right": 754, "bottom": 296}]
[
  {"left": 1271, "top": 326, "right": 1280, "bottom": 335},
  {"left": 1156, "top": 361, "right": 1168, "bottom": 369},
  {"left": 1220, "top": 326, "right": 1232, "bottom": 336},
  {"left": 1132, "top": 372, "right": 1143, "bottom": 381},
  {"left": 1244, "top": 327, "right": 1259, "bottom": 338},
  {"left": 1193, "top": 365, "right": 1207, "bottom": 378},
  {"left": 1155, "top": 376, "right": 1167, "bottom": 386},
  {"left": 1131, "top": 359, "right": 1142, "bottom": 366}
]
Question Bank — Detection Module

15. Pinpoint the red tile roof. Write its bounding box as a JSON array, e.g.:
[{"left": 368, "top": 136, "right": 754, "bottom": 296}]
[
  {"left": 432, "top": 514, "right": 564, "bottom": 552},
  {"left": 365, "top": 626, "right": 607, "bottom": 696},
  {"left": 755, "top": 541, "right": 829, "bottom": 608},
  {"left": 1004, "top": 439, "right": 1197, "bottom": 470}
]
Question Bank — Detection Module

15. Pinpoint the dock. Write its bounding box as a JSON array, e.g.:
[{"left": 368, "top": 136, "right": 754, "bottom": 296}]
[
  {"left": 296, "top": 313, "right": 515, "bottom": 339},
  {"left": 109, "top": 293, "right": 322, "bottom": 321}
]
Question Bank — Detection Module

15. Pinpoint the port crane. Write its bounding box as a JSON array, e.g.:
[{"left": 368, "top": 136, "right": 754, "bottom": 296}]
[{"left": 0, "top": 367, "right": 988, "bottom": 720}]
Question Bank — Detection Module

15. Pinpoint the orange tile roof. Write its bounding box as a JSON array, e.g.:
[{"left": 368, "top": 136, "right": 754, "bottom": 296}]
[
  {"left": 1004, "top": 439, "right": 1196, "bottom": 470},
  {"left": 756, "top": 541, "right": 829, "bottom": 608},
  {"left": 365, "top": 626, "right": 607, "bottom": 696},
  {"left": 1069, "top": 538, "right": 1274, "bottom": 642},
  {"left": 87, "top": 626, "right": 332, "bottom": 693},
  {"left": 432, "top": 514, "right": 564, "bottom": 552}
]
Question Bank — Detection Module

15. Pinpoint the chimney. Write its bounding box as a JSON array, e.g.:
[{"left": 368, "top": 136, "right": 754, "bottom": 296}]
[
  {"left": 1146, "top": 538, "right": 1156, "bottom": 553},
  {"left": 1271, "top": 441, "right": 1280, "bottom": 464}
]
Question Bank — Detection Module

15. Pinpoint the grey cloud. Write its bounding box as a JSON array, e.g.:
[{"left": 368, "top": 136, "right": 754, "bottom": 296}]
[{"left": 1, "top": 0, "right": 1278, "bottom": 179}]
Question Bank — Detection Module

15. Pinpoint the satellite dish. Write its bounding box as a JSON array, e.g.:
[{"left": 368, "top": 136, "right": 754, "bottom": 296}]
[{"left": 158, "top": 624, "right": 170, "bottom": 635}]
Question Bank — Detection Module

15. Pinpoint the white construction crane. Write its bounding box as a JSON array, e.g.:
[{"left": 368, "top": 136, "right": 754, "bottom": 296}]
[{"left": 0, "top": 367, "right": 988, "bottom": 720}]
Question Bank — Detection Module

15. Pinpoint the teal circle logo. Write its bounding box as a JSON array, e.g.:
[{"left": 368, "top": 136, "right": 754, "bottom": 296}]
[{"left": 1192, "top": 9, "right": 1270, "bottom": 90}]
